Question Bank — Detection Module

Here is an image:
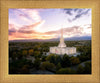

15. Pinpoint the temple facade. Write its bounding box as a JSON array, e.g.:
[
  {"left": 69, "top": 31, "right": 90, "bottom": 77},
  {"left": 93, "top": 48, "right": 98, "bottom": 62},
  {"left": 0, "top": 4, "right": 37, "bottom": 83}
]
[{"left": 49, "top": 28, "right": 76, "bottom": 55}]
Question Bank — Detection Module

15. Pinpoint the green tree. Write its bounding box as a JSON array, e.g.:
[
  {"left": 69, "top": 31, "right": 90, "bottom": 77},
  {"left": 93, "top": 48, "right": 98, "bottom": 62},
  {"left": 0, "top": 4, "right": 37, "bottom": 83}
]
[
  {"left": 20, "top": 65, "right": 29, "bottom": 74},
  {"left": 12, "top": 52, "right": 18, "bottom": 60},
  {"left": 56, "top": 68, "right": 76, "bottom": 74},
  {"left": 41, "top": 55, "right": 47, "bottom": 61},
  {"left": 22, "top": 50, "right": 28, "bottom": 57},
  {"left": 46, "top": 54, "right": 56, "bottom": 64},
  {"left": 40, "top": 62, "right": 55, "bottom": 71},
  {"left": 9, "top": 66, "right": 18, "bottom": 74},
  {"left": 33, "top": 45, "right": 40, "bottom": 51},
  {"left": 70, "top": 57, "right": 80, "bottom": 65},
  {"left": 84, "top": 61, "right": 91, "bottom": 74},
  {"left": 34, "top": 51, "right": 40, "bottom": 58},
  {"left": 17, "top": 52, "right": 23, "bottom": 59},
  {"left": 56, "top": 63, "right": 61, "bottom": 70},
  {"left": 34, "top": 58, "right": 41, "bottom": 69},
  {"left": 61, "top": 54, "right": 71, "bottom": 67},
  {"left": 55, "top": 55, "right": 62, "bottom": 65},
  {"left": 77, "top": 65, "right": 84, "bottom": 74}
]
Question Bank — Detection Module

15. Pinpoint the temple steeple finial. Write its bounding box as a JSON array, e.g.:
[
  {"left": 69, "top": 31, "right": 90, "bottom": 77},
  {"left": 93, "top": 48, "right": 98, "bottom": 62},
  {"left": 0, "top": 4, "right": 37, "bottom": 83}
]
[{"left": 58, "top": 27, "right": 66, "bottom": 47}]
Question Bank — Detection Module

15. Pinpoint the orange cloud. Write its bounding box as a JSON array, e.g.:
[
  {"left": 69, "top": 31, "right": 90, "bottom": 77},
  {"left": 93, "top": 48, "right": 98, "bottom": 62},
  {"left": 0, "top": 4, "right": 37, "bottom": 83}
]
[
  {"left": 9, "top": 21, "right": 46, "bottom": 40},
  {"left": 18, "top": 21, "right": 44, "bottom": 34},
  {"left": 9, "top": 23, "right": 91, "bottom": 40}
]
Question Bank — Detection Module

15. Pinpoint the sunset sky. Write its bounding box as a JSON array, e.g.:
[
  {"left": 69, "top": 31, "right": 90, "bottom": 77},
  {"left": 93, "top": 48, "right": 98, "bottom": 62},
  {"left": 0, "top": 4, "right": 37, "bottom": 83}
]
[{"left": 9, "top": 8, "right": 91, "bottom": 40}]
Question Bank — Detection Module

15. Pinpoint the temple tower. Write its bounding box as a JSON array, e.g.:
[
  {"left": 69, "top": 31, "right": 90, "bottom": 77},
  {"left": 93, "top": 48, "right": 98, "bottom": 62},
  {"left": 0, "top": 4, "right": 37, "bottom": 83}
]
[{"left": 58, "top": 28, "right": 66, "bottom": 47}]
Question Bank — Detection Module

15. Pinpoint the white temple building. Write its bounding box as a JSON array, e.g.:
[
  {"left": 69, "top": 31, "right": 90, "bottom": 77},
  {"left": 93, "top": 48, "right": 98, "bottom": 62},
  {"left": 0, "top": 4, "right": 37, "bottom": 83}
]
[{"left": 50, "top": 28, "right": 76, "bottom": 55}]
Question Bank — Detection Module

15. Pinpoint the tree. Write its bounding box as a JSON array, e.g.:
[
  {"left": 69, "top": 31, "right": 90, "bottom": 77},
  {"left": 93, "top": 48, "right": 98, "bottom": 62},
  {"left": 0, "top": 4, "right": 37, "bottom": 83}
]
[
  {"left": 61, "top": 54, "right": 71, "bottom": 67},
  {"left": 56, "top": 63, "right": 61, "bottom": 70},
  {"left": 46, "top": 54, "right": 56, "bottom": 64},
  {"left": 9, "top": 66, "right": 18, "bottom": 74},
  {"left": 11, "top": 52, "right": 18, "bottom": 60},
  {"left": 34, "top": 51, "right": 40, "bottom": 58},
  {"left": 29, "top": 49, "right": 34, "bottom": 56},
  {"left": 41, "top": 55, "right": 47, "bottom": 61},
  {"left": 22, "top": 50, "right": 28, "bottom": 57},
  {"left": 56, "top": 68, "right": 76, "bottom": 74},
  {"left": 70, "top": 57, "right": 80, "bottom": 65},
  {"left": 77, "top": 65, "right": 84, "bottom": 74},
  {"left": 40, "top": 62, "right": 55, "bottom": 71},
  {"left": 17, "top": 52, "right": 23, "bottom": 59},
  {"left": 20, "top": 65, "right": 29, "bottom": 74},
  {"left": 84, "top": 61, "right": 91, "bottom": 74},
  {"left": 34, "top": 58, "right": 41, "bottom": 69},
  {"left": 33, "top": 45, "right": 40, "bottom": 51},
  {"left": 55, "top": 55, "right": 62, "bottom": 65},
  {"left": 26, "top": 60, "right": 34, "bottom": 69},
  {"left": 46, "top": 54, "right": 54, "bottom": 61}
]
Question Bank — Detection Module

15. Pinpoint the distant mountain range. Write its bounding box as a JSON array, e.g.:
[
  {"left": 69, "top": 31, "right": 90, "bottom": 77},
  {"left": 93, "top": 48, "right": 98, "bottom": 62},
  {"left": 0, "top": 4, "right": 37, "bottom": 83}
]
[
  {"left": 64, "top": 36, "right": 91, "bottom": 41},
  {"left": 9, "top": 36, "right": 91, "bottom": 42}
]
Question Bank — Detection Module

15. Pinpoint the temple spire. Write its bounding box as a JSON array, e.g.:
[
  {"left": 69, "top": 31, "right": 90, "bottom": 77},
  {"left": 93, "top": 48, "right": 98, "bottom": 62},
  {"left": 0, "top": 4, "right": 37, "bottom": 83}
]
[{"left": 58, "top": 27, "right": 66, "bottom": 47}]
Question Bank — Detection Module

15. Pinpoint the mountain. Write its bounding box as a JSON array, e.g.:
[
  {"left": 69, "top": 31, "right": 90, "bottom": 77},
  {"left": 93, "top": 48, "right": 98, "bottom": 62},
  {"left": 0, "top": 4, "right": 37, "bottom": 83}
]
[
  {"left": 9, "top": 36, "right": 91, "bottom": 42},
  {"left": 64, "top": 36, "right": 91, "bottom": 41}
]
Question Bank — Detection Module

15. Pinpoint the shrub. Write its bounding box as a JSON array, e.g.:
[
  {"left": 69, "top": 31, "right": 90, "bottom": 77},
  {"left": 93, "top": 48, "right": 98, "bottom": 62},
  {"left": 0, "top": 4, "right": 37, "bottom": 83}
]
[
  {"left": 46, "top": 54, "right": 56, "bottom": 64},
  {"left": 40, "top": 62, "right": 55, "bottom": 71},
  {"left": 84, "top": 61, "right": 91, "bottom": 74},
  {"left": 34, "top": 51, "right": 40, "bottom": 58},
  {"left": 20, "top": 65, "right": 30, "bottom": 74},
  {"left": 41, "top": 56, "right": 47, "bottom": 61},
  {"left": 77, "top": 65, "right": 84, "bottom": 74},
  {"left": 56, "top": 63, "right": 61, "bottom": 70},
  {"left": 29, "top": 49, "right": 34, "bottom": 56},
  {"left": 22, "top": 50, "right": 28, "bottom": 57},
  {"left": 70, "top": 57, "right": 80, "bottom": 65},
  {"left": 61, "top": 54, "right": 71, "bottom": 67},
  {"left": 56, "top": 68, "right": 76, "bottom": 74},
  {"left": 34, "top": 58, "right": 41, "bottom": 69}
]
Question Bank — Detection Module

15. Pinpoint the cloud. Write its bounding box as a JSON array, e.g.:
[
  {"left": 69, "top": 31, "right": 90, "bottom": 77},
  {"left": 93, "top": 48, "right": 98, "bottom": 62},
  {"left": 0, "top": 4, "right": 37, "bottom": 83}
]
[
  {"left": 9, "top": 24, "right": 14, "bottom": 29},
  {"left": 43, "top": 25, "right": 91, "bottom": 38},
  {"left": 73, "top": 9, "right": 90, "bottom": 21},
  {"left": 33, "top": 20, "right": 45, "bottom": 32},
  {"left": 63, "top": 9, "right": 73, "bottom": 15},
  {"left": 9, "top": 21, "right": 45, "bottom": 40},
  {"left": 43, "top": 26, "right": 83, "bottom": 36},
  {"left": 63, "top": 8, "right": 91, "bottom": 22},
  {"left": 19, "top": 14, "right": 32, "bottom": 23},
  {"left": 9, "top": 28, "right": 16, "bottom": 35},
  {"left": 9, "top": 21, "right": 91, "bottom": 40},
  {"left": 9, "top": 9, "right": 42, "bottom": 26},
  {"left": 18, "top": 30, "right": 34, "bottom": 34},
  {"left": 18, "top": 9, "right": 41, "bottom": 22},
  {"left": 43, "top": 30, "right": 59, "bottom": 35},
  {"left": 9, "top": 24, "right": 17, "bottom": 35},
  {"left": 15, "top": 35, "right": 29, "bottom": 39},
  {"left": 18, "top": 21, "right": 44, "bottom": 34},
  {"left": 63, "top": 26, "right": 83, "bottom": 37}
]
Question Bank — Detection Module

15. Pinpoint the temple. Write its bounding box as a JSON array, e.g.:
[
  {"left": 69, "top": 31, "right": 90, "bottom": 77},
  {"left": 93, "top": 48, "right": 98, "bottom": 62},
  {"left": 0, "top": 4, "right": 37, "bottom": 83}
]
[{"left": 50, "top": 28, "right": 76, "bottom": 55}]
